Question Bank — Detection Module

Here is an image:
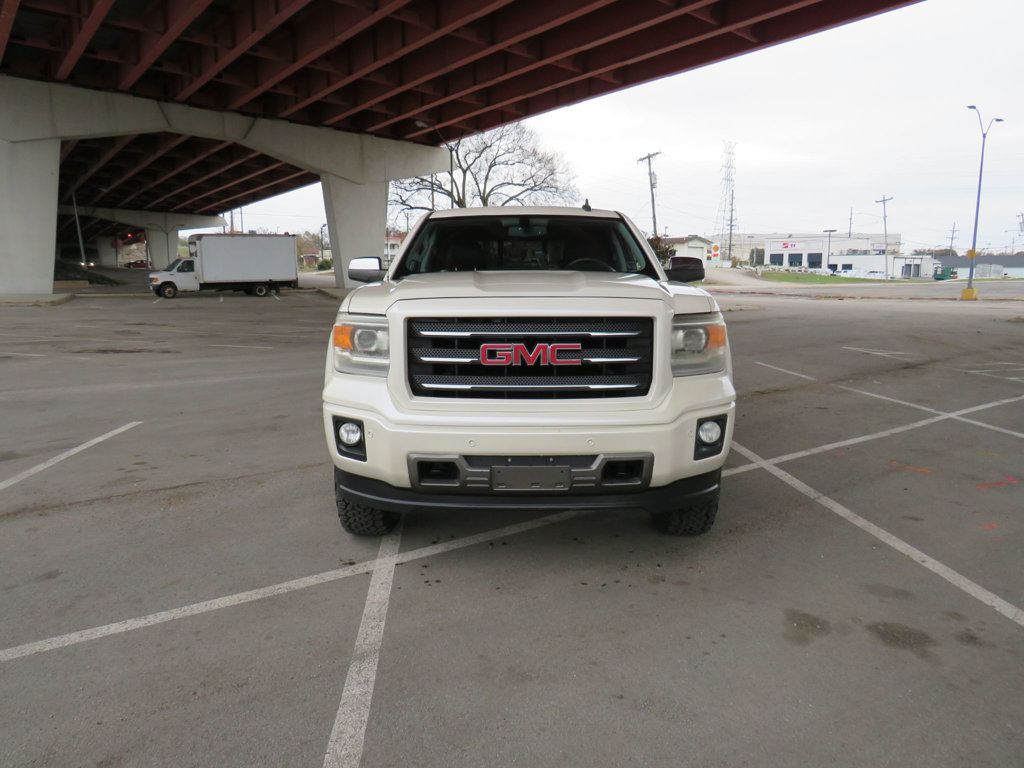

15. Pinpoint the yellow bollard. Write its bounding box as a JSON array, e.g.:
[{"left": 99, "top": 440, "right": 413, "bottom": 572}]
[{"left": 960, "top": 287, "right": 979, "bottom": 301}]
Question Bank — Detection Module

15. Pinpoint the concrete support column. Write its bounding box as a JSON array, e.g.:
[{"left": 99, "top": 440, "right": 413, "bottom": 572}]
[
  {"left": 0, "top": 138, "right": 60, "bottom": 295},
  {"left": 146, "top": 228, "right": 178, "bottom": 269},
  {"left": 95, "top": 237, "right": 118, "bottom": 268},
  {"left": 321, "top": 174, "right": 387, "bottom": 289}
]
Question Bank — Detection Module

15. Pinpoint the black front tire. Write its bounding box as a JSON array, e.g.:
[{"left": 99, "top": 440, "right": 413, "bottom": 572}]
[
  {"left": 159, "top": 283, "right": 177, "bottom": 298},
  {"left": 336, "top": 489, "right": 400, "bottom": 536},
  {"left": 651, "top": 496, "right": 718, "bottom": 536},
  {"left": 253, "top": 283, "right": 269, "bottom": 297}
]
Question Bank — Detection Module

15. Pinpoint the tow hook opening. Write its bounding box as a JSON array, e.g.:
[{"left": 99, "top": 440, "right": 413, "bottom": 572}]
[
  {"left": 600, "top": 459, "right": 645, "bottom": 486},
  {"left": 417, "top": 460, "right": 461, "bottom": 486}
]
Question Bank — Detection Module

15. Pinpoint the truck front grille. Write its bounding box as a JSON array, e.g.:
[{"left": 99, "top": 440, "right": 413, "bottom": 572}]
[{"left": 407, "top": 317, "right": 654, "bottom": 399}]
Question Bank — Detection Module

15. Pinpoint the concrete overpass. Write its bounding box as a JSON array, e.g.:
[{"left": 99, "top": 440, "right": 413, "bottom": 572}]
[{"left": 0, "top": 0, "right": 919, "bottom": 296}]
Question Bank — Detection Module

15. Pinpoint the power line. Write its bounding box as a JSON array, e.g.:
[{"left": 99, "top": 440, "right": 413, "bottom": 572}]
[{"left": 636, "top": 151, "right": 661, "bottom": 235}]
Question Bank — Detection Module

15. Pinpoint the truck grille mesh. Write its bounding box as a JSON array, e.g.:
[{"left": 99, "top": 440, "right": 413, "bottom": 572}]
[{"left": 407, "top": 317, "right": 654, "bottom": 399}]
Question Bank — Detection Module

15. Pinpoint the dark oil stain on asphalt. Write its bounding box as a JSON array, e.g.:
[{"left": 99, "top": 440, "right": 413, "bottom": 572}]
[
  {"left": 954, "top": 628, "right": 993, "bottom": 648},
  {"left": 783, "top": 609, "right": 831, "bottom": 646},
  {"left": 865, "top": 622, "right": 937, "bottom": 660}
]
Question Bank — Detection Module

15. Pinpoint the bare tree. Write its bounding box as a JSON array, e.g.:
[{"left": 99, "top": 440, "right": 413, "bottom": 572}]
[{"left": 390, "top": 123, "right": 578, "bottom": 215}]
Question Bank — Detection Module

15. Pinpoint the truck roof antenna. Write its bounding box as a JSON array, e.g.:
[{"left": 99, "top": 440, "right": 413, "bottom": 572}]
[{"left": 582, "top": 199, "right": 591, "bottom": 212}]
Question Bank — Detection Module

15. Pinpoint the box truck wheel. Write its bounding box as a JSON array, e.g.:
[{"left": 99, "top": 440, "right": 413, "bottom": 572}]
[
  {"left": 253, "top": 283, "right": 269, "bottom": 297},
  {"left": 159, "top": 283, "right": 177, "bottom": 299},
  {"left": 650, "top": 494, "right": 718, "bottom": 536}
]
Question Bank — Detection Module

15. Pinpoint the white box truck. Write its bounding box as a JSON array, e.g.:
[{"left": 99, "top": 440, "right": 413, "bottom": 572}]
[{"left": 149, "top": 233, "right": 298, "bottom": 298}]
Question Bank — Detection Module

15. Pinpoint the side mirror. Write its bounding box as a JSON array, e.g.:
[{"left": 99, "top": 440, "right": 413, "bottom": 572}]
[
  {"left": 665, "top": 256, "right": 705, "bottom": 283},
  {"left": 348, "top": 257, "right": 386, "bottom": 283}
]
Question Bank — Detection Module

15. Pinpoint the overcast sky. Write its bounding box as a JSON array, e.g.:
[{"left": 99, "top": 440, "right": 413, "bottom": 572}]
[{"left": 221, "top": 0, "right": 1023, "bottom": 255}]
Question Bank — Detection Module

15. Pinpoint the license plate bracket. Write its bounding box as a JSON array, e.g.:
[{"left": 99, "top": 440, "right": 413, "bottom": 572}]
[{"left": 491, "top": 465, "right": 571, "bottom": 492}]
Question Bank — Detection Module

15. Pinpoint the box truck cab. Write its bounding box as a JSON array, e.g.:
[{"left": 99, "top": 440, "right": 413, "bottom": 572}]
[{"left": 150, "top": 233, "right": 298, "bottom": 298}]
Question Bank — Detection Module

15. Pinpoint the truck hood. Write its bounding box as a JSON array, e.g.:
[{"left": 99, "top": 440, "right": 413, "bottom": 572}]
[{"left": 344, "top": 271, "right": 715, "bottom": 314}]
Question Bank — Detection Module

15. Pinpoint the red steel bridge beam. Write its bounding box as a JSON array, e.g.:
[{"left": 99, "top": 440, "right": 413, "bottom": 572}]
[
  {"left": 275, "top": 0, "right": 515, "bottom": 119},
  {"left": 0, "top": 0, "right": 19, "bottom": 64},
  {"left": 404, "top": 0, "right": 827, "bottom": 139},
  {"left": 55, "top": 0, "right": 115, "bottom": 79},
  {"left": 119, "top": 0, "right": 216, "bottom": 89},
  {"left": 461, "top": 0, "right": 921, "bottom": 139},
  {"left": 95, "top": 134, "right": 190, "bottom": 204},
  {"left": 226, "top": 0, "right": 413, "bottom": 111},
  {"left": 362, "top": 0, "right": 719, "bottom": 133}
]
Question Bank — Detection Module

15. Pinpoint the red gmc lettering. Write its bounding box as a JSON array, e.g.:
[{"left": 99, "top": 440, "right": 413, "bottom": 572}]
[{"left": 479, "top": 343, "right": 582, "bottom": 366}]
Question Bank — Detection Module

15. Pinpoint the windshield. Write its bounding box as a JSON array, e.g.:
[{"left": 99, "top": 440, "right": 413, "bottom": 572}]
[
  {"left": 163, "top": 258, "right": 182, "bottom": 272},
  {"left": 393, "top": 216, "right": 658, "bottom": 278}
]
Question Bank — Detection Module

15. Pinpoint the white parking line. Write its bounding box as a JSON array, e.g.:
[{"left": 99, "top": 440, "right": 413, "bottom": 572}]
[
  {"left": 323, "top": 523, "right": 403, "bottom": 768},
  {"left": 208, "top": 344, "right": 275, "bottom": 350},
  {"left": 838, "top": 386, "right": 1024, "bottom": 440},
  {"left": 272, "top": 294, "right": 282, "bottom": 301},
  {"left": 842, "top": 346, "right": 919, "bottom": 360},
  {"left": 732, "top": 441, "right": 1024, "bottom": 629},
  {"left": 0, "top": 510, "right": 586, "bottom": 663},
  {"left": 152, "top": 298, "right": 163, "bottom": 304},
  {"left": 0, "top": 422, "right": 142, "bottom": 494},
  {"left": 754, "top": 361, "right": 817, "bottom": 381},
  {"left": 723, "top": 413, "right": 949, "bottom": 477}
]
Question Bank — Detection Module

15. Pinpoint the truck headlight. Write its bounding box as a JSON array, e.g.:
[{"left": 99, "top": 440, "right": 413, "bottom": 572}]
[
  {"left": 332, "top": 315, "right": 389, "bottom": 376},
  {"left": 670, "top": 312, "right": 727, "bottom": 376}
]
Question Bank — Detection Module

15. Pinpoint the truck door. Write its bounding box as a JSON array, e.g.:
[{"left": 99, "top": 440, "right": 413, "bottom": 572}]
[{"left": 175, "top": 259, "right": 200, "bottom": 292}]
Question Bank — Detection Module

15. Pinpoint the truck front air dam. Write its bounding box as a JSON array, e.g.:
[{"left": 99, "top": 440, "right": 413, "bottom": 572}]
[{"left": 333, "top": 467, "right": 721, "bottom": 514}]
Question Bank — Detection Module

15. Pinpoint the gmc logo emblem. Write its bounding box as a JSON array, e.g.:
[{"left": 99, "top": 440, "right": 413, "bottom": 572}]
[{"left": 479, "top": 342, "right": 582, "bottom": 366}]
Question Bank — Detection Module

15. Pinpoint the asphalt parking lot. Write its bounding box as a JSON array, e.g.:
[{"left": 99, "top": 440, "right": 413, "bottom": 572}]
[{"left": 1, "top": 290, "right": 1023, "bottom": 767}]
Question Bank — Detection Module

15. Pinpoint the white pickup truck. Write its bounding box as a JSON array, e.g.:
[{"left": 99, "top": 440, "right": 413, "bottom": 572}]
[
  {"left": 322, "top": 206, "right": 735, "bottom": 536},
  {"left": 150, "top": 233, "right": 297, "bottom": 298}
]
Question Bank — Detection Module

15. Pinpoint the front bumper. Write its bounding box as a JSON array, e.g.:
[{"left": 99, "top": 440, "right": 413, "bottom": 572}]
[{"left": 335, "top": 466, "right": 721, "bottom": 514}]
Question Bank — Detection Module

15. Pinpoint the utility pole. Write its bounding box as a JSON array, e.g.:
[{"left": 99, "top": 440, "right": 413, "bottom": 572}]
[
  {"left": 1017, "top": 212, "right": 1023, "bottom": 233},
  {"left": 963, "top": 105, "right": 1004, "bottom": 299},
  {"left": 637, "top": 151, "right": 661, "bottom": 236},
  {"left": 823, "top": 229, "right": 837, "bottom": 271},
  {"left": 848, "top": 207, "right": 853, "bottom": 238},
  {"left": 726, "top": 189, "right": 736, "bottom": 263},
  {"left": 875, "top": 195, "right": 893, "bottom": 278},
  {"left": 948, "top": 222, "right": 958, "bottom": 256}
]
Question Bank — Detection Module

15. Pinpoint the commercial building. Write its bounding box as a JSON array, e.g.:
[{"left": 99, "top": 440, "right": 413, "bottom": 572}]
[{"left": 710, "top": 232, "right": 925, "bottom": 278}]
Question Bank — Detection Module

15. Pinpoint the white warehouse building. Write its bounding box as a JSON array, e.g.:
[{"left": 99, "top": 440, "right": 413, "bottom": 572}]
[{"left": 713, "top": 231, "right": 930, "bottom": 278}]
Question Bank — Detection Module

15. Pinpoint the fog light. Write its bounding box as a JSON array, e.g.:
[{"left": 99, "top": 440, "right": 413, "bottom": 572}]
[
  {"left": 338, "top": 422, "right": 363, "bottom": 446},
  {"left": 697, "top": 420, "right": 722, "bottom": 445}
]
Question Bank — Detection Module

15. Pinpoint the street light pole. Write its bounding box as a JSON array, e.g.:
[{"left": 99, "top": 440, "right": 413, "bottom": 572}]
[
  {"left": 963, "top": 105, "right": 1004, "bottom": 300},
  {"left": 823, "top": 229, "right": 836, "bottom": 272}
]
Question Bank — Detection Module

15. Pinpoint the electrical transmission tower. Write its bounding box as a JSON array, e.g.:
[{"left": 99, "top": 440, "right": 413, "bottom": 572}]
[
  {"left": 637, "top": 151, "right": 661, "bottom": 236},
  {"left": 726, "top": 189, "right": 737, "bottom": 263},
  {"left": 713, "top": 141, "right": 736, "bottom": 245}
]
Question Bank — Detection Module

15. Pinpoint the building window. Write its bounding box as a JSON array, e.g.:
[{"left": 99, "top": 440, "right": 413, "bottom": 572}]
[
  {"left": 807, "top": 253, "right": 822, "bottom": 269},
  {"left": 788, "top": 253, "right": 803, "bottom": 267},
  {"left": 769, "top": 253, "right": 783, "bottom": 266},
  {"left": 842, "top": 264, "right": 853, "bottom": 271},
  {"left": 827, "top": 264, "right": 838, "bottom": 271}
]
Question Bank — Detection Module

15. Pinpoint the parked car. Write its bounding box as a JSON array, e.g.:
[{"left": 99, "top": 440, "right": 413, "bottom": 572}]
[{"left": 125, "top": 259, "right": 152, "bottom": 269}]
